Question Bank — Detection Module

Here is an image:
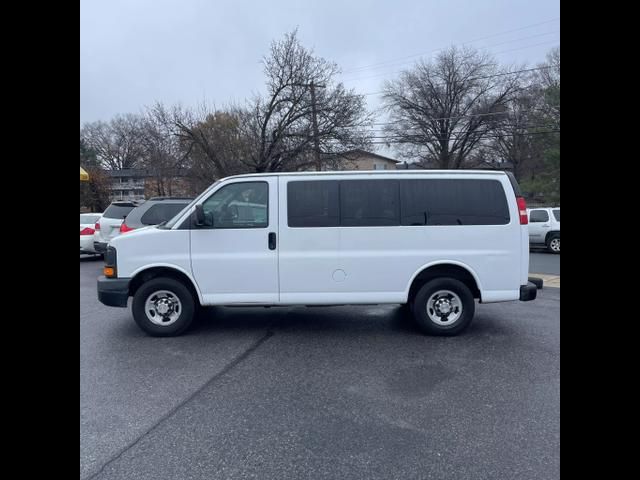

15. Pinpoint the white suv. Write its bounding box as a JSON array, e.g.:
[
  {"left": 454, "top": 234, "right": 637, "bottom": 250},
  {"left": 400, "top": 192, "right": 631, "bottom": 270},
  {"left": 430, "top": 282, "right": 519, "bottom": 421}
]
[
  {"left": 527, "top": 207, "right": 560, "bottom": 253},
  {"left": 93, "top": 200, "right": 143, "bottom": 254}
]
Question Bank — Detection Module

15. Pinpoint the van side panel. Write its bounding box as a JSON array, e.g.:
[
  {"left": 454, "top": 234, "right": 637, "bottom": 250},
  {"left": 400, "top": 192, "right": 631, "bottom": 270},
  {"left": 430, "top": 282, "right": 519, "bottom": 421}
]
[
  {"left": 278, "top": 174, "right": 521, "bottom": 305},
  {"left": 278, "top": 178, "right": 342, "bottom": 301},
  {"left": 112, "top": 228, "right": 198, "bottom": 295}
]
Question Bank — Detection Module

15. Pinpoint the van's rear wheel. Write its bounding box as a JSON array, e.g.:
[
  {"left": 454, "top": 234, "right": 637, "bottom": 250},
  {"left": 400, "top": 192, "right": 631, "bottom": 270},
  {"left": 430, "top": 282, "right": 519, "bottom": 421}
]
[
  {"left": 412, "top": 278, "right": 475, "bottom": 336},
  {"left": 132, "top": 277, "right": 195, "bottom": 337}
]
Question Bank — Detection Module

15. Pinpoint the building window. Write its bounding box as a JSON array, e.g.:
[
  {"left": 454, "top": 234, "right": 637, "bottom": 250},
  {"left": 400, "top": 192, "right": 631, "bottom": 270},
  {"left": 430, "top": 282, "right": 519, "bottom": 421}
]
[{"left": 374, "top": 163, "right": 387, "bottom": 170}]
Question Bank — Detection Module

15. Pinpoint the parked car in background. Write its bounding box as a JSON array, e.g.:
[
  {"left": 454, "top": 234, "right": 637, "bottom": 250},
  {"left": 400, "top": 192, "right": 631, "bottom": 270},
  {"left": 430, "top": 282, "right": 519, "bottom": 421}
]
[
  {"left": 119, "top": 197, "right": 193, "bottom": 233},
  {"left": 80, "top": 213, "right": 103, "bottom": 255},
  {"left": 98, "top": 170, "right": 537, "bottom": 337},
  {"left": 527, "top": 207, "right": 560, "bottom": 253},
  {"left": 93, "top": 200, "right": 142, "bottom": 254}
]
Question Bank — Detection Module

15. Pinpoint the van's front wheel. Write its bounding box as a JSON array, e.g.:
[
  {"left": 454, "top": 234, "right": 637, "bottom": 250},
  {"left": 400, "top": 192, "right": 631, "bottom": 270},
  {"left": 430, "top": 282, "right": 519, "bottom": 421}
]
[
  {"left": 412, "top": 278, "right": 475, "bottom": 336},
  {"left": 132, "top": 277, "right": 195, "bottom": 336}
]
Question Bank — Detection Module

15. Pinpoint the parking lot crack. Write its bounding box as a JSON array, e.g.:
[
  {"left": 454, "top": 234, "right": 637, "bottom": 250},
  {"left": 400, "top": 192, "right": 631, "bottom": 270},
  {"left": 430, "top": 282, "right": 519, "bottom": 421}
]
[{"left": 84, "top": 327, "right": 275, "bottom": 480}]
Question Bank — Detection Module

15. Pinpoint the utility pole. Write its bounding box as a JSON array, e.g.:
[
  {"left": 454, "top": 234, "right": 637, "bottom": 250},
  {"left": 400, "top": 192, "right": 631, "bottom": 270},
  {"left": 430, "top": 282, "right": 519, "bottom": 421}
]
[
  {"left": 309, "top": 81, "right": 322, "bottom": 171},
  {"left": 294, "top": 81, "right": 325, "bottom": 170}
]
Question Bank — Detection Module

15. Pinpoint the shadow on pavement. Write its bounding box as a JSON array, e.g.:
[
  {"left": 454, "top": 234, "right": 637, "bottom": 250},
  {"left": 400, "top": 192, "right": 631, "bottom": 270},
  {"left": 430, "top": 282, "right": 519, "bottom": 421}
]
[{"left": 189, "top": 303, "right": 514, "bottom": 338}]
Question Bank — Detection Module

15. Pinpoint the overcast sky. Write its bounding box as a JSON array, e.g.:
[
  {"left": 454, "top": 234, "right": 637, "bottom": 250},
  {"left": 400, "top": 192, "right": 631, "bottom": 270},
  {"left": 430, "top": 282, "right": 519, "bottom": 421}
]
[{"left": 80, "top": 0, "right": 559, "bottom": 128}]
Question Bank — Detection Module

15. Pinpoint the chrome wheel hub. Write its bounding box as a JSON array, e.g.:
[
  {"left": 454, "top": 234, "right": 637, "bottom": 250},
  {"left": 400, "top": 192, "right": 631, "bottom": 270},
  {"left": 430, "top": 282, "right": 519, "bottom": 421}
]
[
  {"left": 144, "top": 290, "right": 182, "bottom": 326},
  {"left": 426, "top": 290, "right": 463, "bottom": 325}
]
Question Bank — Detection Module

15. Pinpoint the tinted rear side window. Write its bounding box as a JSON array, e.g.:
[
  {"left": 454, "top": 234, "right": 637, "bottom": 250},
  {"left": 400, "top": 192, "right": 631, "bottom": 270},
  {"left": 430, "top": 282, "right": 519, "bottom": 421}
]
[
  {"left": 340, "top": 180, "right": 400, "bottom": 226},
  {"left": 103, "top": 204, "right": 136, "bottom": 219},
  {"left": 553, "top": 209, "right": 560, "bottom": 221},
  {"left": 529, "top": 210, "right": 549, "bottom": 223},
  {"left": 140, "top": 203, "right": 190, "bottom": 226},
  {"left": 400, "top": 179, "right": 510, "bottom": 225},
  {"left": 288, "top": 181, "right": 339, "bottom": 227}
]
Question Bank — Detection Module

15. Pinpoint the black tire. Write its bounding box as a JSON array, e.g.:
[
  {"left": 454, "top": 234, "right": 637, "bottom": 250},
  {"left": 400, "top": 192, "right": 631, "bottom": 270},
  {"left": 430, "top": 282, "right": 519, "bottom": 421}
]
[
  {"left": 412, "top": 278, "right": 475, "bottom": 336},
  {"left": 132, "top": 277, "right": 196, "bottom": 337},
  {"left": 398, "top": 303, "right": 413, "bottom": 314},
  {"left": 546, "top": 234, "right": 560, "bottom": 254}
]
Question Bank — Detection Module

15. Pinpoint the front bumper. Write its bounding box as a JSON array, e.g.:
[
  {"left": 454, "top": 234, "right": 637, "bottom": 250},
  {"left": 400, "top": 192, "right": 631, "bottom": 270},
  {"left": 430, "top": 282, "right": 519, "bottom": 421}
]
[
  {"left": 97, "top": 276, "right": 130, "bottom": 307},
  {"left": 519, "top": 282, "right": 538, "bottom": 301},
  {"left": 93, "top": 241, "right": 108, "bottom": 254}
]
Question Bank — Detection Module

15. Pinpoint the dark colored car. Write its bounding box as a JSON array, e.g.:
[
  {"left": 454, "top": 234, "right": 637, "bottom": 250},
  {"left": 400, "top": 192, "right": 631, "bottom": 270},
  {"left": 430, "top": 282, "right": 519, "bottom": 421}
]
[{"left": 119, "top": 197, "right": 193, "bottom": 233}]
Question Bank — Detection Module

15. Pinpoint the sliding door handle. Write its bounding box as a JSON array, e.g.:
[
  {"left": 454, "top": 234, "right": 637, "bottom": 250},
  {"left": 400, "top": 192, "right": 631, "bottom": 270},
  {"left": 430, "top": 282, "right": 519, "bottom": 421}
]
[{"left": 268, "top": 232, "right": 277, "bottom": 250}]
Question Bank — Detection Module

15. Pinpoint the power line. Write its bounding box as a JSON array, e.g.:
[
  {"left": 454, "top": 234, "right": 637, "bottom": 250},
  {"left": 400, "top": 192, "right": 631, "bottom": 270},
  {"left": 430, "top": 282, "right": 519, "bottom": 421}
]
[
  {"left": 342, "top": 120, "right": 559, "bottom": 132},
  {"left": 343, "top": 40, "right": 559, "bottom": 84},
  {"left": 338, "top": 105, "right": 551, "bottom": 126},
  {"left": 341, "top": 30, "right": 559, "bottom": 79},
  {"left": 366, "top": 126, "right": 559, "bottom": 138},
  {"left": 365, "top": 129, "right": 560, "bottom": 144},
  {"left": 363, "top": 124, "right": 560, "bottom": 136},
  {"left": 342, "top": 18, "right": 560, "bottom": 74},
  {"left": 344, "top": 66, "right": 552, "bottom": 98}
]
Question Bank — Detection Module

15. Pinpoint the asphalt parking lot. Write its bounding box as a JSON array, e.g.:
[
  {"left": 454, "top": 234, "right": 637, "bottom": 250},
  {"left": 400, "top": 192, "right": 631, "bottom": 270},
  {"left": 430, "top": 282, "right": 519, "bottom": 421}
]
[
  {"left": 80, "top": 256, "right": 559, "bottom": 480},
  {"left": 529, "top": 250, "right": 560, "bottom": 275}
]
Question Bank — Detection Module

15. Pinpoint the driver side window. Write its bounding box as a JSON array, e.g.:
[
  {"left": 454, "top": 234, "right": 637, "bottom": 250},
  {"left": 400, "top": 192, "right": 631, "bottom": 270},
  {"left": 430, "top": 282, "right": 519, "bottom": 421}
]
[{"left": 200, "top": 182, "right": 268, "bottom": 229}]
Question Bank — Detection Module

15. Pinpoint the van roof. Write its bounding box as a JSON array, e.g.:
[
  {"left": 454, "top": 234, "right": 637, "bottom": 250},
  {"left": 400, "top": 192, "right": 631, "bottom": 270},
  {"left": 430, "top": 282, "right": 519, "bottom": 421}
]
[{"left": 224, "top": 169, "right": 509, "bottom": 180}]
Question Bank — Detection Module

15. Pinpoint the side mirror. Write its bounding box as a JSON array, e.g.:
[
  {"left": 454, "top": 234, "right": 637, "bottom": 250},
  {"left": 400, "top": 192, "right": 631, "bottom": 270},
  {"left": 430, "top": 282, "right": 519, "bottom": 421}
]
[{"left": 195, "top": 204, "right": 205, "bottom": 226}]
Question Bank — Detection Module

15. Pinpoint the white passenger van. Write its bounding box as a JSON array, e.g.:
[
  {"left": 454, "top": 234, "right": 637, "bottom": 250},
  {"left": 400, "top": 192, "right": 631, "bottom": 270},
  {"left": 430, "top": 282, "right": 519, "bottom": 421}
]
[{"left": 98, "top": 170, "right": 537, "bottom": 337}]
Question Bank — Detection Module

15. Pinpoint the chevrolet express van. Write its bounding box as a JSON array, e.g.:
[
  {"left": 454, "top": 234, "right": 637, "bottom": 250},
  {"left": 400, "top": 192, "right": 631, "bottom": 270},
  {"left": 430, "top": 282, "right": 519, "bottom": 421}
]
[{"left": 97, "top": 170, "right": 537, "bottom": 336}]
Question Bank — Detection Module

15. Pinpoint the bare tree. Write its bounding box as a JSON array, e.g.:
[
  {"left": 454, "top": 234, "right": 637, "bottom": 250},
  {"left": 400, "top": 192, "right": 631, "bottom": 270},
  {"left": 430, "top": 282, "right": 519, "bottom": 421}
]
[
  {"left": 534, "top": 46, "right": 560, "bottom": 128},
  {"left": 241, "top": 29, "right": 372, "bottom": 172},
  {"left": 80, "top": 114, "right": 145, "bottom": 170},
  {"left": 156, "top": 102, "right": 251, "bottom": 183},
  {"left": 382, "top": 46, "right": 524, "bottom": 169},
  {"left": 519, "top": 47, "right": 560, "bottom": 203},
  {"left": 80, "top": 140, "right": 110, "bottom": 211},
  {"left": 140, "top": 104, "right": 196, "bottom": 196},
  {"left": 478, "top": 90, "right": 542, "bottom": 179}
]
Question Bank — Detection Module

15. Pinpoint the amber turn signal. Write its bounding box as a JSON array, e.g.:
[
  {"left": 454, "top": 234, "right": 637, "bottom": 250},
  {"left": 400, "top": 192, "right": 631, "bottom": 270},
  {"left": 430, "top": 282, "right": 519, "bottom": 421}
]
[{"left": 103, "top": 266, "right": 115, "bottom": 278}]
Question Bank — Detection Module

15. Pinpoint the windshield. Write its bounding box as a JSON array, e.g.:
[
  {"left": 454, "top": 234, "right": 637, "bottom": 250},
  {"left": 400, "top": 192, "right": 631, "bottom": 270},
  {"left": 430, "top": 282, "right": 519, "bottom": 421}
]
[{"left": 161, "top": 180, "right": 222, "bottom": 229}]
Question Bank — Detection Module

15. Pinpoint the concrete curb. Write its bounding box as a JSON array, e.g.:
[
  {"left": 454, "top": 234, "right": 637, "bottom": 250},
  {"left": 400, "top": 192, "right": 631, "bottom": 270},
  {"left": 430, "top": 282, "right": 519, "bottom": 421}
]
[{"left": 530, "top": 273, "right": 560, "bottom": 288}]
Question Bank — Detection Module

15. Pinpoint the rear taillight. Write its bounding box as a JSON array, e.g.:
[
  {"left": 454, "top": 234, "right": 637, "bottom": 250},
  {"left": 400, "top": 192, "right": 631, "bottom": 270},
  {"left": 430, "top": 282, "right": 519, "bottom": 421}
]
[
  {"left": 517, "top": 197, "right": 528, "bottom": 225},
  {"left": 120, "top": 223, "right": 134, "bottom": 233},
  {"left": 80, "top": 227, "right": 95, "bottom": 236},
  {"left": 94, "top": 222, "right": 100, "bottom": 231}
]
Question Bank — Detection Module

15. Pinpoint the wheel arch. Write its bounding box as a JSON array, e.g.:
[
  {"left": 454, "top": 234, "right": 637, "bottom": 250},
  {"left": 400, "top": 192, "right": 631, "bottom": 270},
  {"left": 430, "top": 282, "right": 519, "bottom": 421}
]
[
  {"left": 545, "top": 230, "right": 560, "bottom": 244},
  {"left": 405, "top": 261, "right": 483, "bottom": 303},
  {"left": 129, "top": 264, "right": 202, "bottom": 305}
]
